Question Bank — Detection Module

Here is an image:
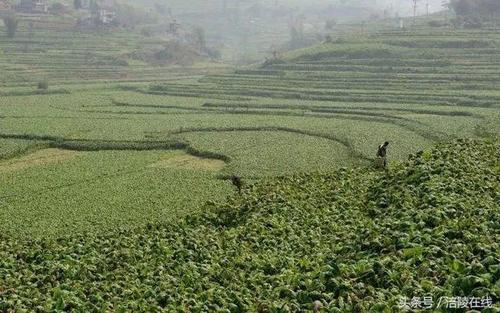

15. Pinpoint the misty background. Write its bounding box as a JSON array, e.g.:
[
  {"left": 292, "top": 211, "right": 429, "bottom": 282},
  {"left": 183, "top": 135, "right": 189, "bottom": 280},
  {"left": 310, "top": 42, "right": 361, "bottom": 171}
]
[
  {"left": 89, "top": 0, "right": 448, "bottom": 63},
  {"left": 1, "top": 0, "right": 450, "bottom": 70}
]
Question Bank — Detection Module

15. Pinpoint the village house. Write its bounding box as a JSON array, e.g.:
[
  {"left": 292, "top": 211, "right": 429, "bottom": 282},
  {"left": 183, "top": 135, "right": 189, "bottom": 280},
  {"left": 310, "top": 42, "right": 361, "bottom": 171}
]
[
  {"left": 97, "top": 8, "right": 115, "bottom": 24},
  {"left": 17, "top": 0, "right": 48, "bottom": 13},
  {"left": 96, "top": 0, "right": 116, "bottom": 25}
]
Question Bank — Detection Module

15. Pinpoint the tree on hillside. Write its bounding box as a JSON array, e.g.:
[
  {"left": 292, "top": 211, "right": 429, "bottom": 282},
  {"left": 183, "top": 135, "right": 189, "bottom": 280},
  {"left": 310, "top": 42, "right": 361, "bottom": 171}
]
[
  {"left": 152, "top": 41, "right": 200, "bottom": 66},
  {"left": 74, "top": 0, "right": 82, "bottom": 10},
  {"left": 289, "top": 24, "right": 307, "bottom": 50},
  {"left": 50, "top": 2, "right": 67, "bottom": 15},
  {"left": 38, "top": 80, "right": 49, "bottom": 90},
  {"left": 449, "top": 0, "right": 475, "bottom": 16},
  {"left": 449, "top": 0, "right": 500, "bottom": 16},
  {"left": 191, "top": 26, "right": 206, "bottom": 53},
  {"left": 448, "top": 0, "right": 500, "bottom": 26},
  {"left": 2, "top": 14, "right": 18, "bottom": 39},
  {"left": 325, "top": 18, "right": 337, "bottom": 31},
  {"left": 481, "top": 0, "right": 500, "bottom": 22}
]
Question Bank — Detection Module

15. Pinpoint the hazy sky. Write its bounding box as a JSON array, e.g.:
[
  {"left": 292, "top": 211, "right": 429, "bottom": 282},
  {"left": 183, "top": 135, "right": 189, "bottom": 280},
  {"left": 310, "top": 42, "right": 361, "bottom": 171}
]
[
  {"left": 136, "top": 0, "right": 448, "bottom": 15},
  {"left": 389, "top": 0, "right": 447, "bottom": 15}
]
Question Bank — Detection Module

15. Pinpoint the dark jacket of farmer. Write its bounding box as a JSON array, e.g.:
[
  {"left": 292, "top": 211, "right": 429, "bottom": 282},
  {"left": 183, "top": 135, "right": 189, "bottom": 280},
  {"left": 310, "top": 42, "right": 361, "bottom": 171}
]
[
  {"left": 377, "top": 144, "right": 388, "bottom": 158},
  {"left": 377, "top": 142, "right": 389, "bottom": 168}
]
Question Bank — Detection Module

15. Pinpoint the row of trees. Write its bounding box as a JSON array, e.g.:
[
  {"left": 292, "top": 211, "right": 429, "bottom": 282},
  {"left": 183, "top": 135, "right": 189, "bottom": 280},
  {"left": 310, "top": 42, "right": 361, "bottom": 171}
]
[{"left": 448, "top": 0, "right": 500, "bottom": 18}]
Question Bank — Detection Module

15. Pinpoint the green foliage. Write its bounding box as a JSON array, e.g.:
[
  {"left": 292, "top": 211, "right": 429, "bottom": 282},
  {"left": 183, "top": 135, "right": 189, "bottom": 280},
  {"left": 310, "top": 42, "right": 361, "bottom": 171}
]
[
  {"left": 0, "top": 139, "right": 498, "bottom": 311},
  {"left": 0, "top": 149, "right": 231, "bottom": 237},
  {"left": 0, "top": 14, "right": 217, "bottom": 85},
  {"left": 0, "top": 24, "right": 498, "bottom": 242},
  {"left": 0, "top": 139, "right": 38, "bottom": 160},
  {"left": 129, "top": 42, "right": 201, "bottom": 66},
  {"left": 0, "top": 18, "right": 499, "bottom": 312},
  {"left": 286, "top": 43, "right": 399, "bottom": 61},
  {"left": 37, "top": 80, "right": 49, "bottom": 90}
]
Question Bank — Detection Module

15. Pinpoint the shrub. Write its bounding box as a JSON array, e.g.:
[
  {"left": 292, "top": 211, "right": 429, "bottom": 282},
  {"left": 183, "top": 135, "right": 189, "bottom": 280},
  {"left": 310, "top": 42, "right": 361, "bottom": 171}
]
[
  {"left": 0, "top": 139, "right": 498, "bottom": 311},
  {"left": 152, "top": 42, "right": 200, "bottom": 66},
  {"left": 38, "top": 81, "right": 49, "bottom": 90}
]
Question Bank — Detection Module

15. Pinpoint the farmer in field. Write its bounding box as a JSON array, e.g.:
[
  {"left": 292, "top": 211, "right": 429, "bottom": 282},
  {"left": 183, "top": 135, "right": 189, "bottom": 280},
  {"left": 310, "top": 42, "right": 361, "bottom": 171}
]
[
  {"left": 231, "top": 175, "right": 243, "bottom": 194},
  {"left": 377, "top": 141, "right": 389, "bottom": 169}
]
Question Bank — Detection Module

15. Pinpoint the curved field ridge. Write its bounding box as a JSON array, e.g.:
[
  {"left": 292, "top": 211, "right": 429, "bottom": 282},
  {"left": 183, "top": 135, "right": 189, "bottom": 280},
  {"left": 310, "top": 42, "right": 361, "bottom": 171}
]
[
  {"left": 202, "top": 102, "right": 480, "bottom": 118},
  {"left": 170, "top": 126, "right": 358, "bottom": 156},
  {"left": 0, "top": 133, "right": 230, "bottom": 162},
  {"left": 1, "top": 138, "right": 498, "bottom": 312}
]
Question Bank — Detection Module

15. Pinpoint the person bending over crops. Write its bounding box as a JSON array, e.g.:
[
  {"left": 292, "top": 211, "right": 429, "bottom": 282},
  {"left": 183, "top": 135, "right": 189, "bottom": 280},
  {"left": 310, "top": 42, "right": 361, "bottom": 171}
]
[
  {"left": 377, "top": 141, "right": 389, "bottom": 169},
  {"left": 230, "top": 175, "right": 243, "bottom": 194}
]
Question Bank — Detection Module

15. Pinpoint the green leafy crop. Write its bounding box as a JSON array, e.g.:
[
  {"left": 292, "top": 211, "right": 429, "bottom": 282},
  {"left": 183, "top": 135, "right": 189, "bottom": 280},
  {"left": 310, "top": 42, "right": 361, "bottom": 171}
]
[{"left": 1, "top": 138, "right": 498, "bottom": 312}]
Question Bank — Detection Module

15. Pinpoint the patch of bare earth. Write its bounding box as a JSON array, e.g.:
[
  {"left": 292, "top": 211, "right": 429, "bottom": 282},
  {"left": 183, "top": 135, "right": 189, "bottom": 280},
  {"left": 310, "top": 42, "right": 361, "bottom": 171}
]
[
  {"left": 0, "top": 149, "right": 80, "bottom": 173},
  {"left": 150, "top": 154, "right": 225, "bottom": 171}
]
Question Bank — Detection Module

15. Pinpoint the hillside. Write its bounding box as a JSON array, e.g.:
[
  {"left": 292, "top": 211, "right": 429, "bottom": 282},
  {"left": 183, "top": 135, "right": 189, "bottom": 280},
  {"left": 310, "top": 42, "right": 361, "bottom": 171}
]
[
  {"left": 0, "top": 13, "right": 227, "bottom": 87},
  {"left": 1, "top": 138, "right": 498, "bottom": 311},
  {"left": 0, "top": 24, "right": 499, "bottom": 238}
]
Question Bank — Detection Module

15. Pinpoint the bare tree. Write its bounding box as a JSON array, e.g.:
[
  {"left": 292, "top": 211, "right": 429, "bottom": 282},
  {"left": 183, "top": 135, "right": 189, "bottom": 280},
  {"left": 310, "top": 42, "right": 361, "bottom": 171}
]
[{"left": 412, "top": 0, "right": 420, "bottom": 24}]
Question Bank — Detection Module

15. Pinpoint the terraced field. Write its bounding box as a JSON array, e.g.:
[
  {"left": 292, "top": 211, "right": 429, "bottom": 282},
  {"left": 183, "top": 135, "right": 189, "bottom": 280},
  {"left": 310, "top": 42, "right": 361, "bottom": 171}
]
[
  {"left": 1, "top": 25, "right": 499, "bottom": 238},
  {"left": 0, "top": 14, "right": 229, "bottom": 86},
  {"left": 1, "top": 4, "right": 500, "bottom": 308},
  {"left": 1, "top": 137, "right": 499, "bottom": 311}
]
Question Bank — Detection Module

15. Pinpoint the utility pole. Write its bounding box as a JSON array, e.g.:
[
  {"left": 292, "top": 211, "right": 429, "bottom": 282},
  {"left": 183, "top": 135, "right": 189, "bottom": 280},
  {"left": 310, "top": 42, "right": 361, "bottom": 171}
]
[
  {"left": 412, "top": 0, "right": 418, "bottom": 25},
  {"left": 426, "top": 1, "right": 429, "bottom": 17}
]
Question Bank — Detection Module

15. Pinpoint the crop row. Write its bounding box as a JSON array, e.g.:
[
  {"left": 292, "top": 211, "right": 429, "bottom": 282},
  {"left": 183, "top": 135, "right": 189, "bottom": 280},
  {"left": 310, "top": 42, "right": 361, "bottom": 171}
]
[
  {"left": 0, "top": 139, "right": 497, "bottom": 311},
  {"left": 147, "top": 83, "right": 498, "bottom": 107}
]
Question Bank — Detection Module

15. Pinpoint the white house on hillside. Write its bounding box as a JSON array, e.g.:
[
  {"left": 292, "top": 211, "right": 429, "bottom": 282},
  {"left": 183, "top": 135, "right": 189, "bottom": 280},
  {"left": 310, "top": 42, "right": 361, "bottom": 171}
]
[
  {"left": 98, "top": 8, "right": 116, "bottom": 24},
  {"left": 97, "top": 0, "right": 116, "bottom": 25}
]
